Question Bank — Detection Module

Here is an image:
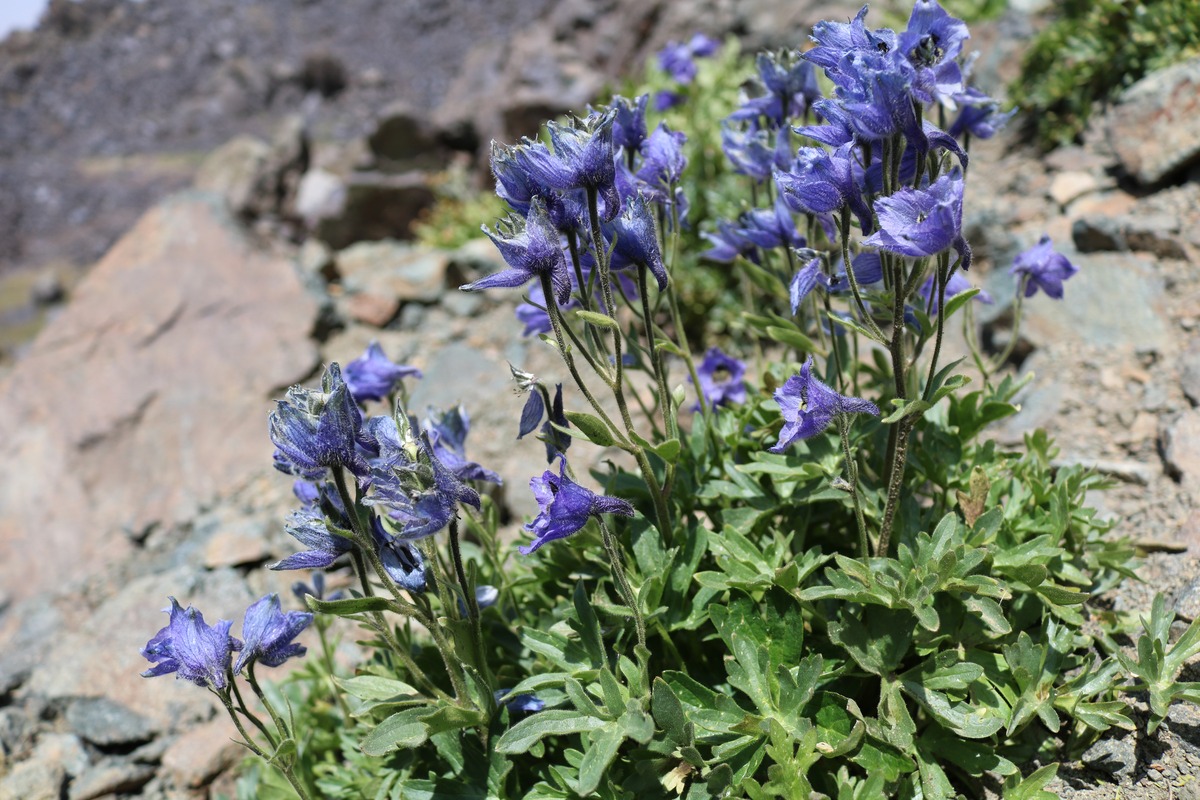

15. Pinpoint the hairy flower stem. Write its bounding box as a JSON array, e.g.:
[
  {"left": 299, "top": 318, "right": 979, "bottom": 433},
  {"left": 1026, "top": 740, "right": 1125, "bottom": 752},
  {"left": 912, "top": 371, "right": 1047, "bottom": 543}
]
[
  {"left": 922, "top": 254, "right": 951, "bottom": 401},
  {"left": 539, "top": 273, "right": 623, "bottom": 439},
  {"left": 584, "top": 191, "right": 674, "bottom": 545},
  {"left": 637, "top": 265, "right": 678, "bottom": 472},
  {"left": 599, "top": 518, "right": 646, "bottom": 651},
  {"left": 315, "top": 620, "right": 351, "bottom": 719},
  {"left": 230, "top": 679, "right": 276, "bottom": 746},
  {"left": 879, "top": 254, "right": 911, "bottom": 557},
  {"left": 566, "top": 230, "right": 605, "bottom": 358},
  {"left": 989, "top": 276, "right": 1028, "bottom": 378},
  {"left": 839, "top": 209, "right": 885, "bottom": 341},
  {"left": 448, "top": 517, "right": 489, "bottom": 687},
  {"left": 332, "top": 470, "right": 449, "bottom": 700},
  {"left": 246, "top": 663, "right": 290, "bottom": 742},
  {"left": 838, "top": 417, "right": 871, "bottom": 558},
  {"left": 220, "top": 691, "right": 315, "bottom": 800}
]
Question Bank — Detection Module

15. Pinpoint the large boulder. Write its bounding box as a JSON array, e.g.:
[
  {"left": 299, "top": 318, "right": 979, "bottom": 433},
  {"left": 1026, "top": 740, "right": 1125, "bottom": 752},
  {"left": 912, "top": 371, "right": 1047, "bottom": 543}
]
[
  {"left": 1107, "top": 58, "right": 1200, "bottom": 185},
  {"left": 0, "top": 192, "right": 319, "bottom": 601}
]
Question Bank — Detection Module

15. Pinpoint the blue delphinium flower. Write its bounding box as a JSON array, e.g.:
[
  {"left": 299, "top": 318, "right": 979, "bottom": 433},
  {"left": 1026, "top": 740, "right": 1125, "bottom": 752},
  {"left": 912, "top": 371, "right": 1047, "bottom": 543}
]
[
  {"left": 516, "top": 112, "right": 621, "bottom": 222},
  {"left": 234, "top": 594, "right": 311, "bottom": 673},
  {"left": 141, "top": 598, "right": 238, "bottom": 690},
  {"left": 611, "top": 94, "right": 650, "bottom": 152},
  {"left": 658, "top": 33, "right": 720, "bottom": 85},
  {"left": 948, "top": 95, "right": 1015, "bottom": 140},
  {"left": 702, "top": 219, "right": 760, "bottom": 264},
  {"left": 654, "top": 89, "right": 684, "bottom": 112},
  {"left": 425, "top": 405, "right": 502, "bottom": 485},
  {"left": 494, "top": 689, "right": 546, "bottom": 714},
  {"left": 720, "top": 123, "right": 776, "bottom": 183},
  {"left": 804, "top": 6, "right": 895, "bottom": 72},
  {"left": 521, "top": 461, "right": 634, "bottom": 554},
  {"left": 1011, "top": 235, "right": 1078, "bottom": 299},
  {"left": 605, "top": 194, "right": 668, "bottom": 291},
  {"left": 776, "top": 142, "right": 874, "bottom": 234},
  {"left": 270, "top": 363, "right": 377, "bottom": 479},
  {"left": 637, "top": 123, "right": 688, "bottom": 190},
  {"left": 738, "top": 193, "right": 806, "bottom": 253},
  {"left": 789, "top": 256, "right": 826, "bottom": 314},
  {"left": 344, "top": 342, "right": 422, "bottom": 404},
  {"left": 862, "top": 169, "right": 970, "bottom": 269},
  {"left": 272, "top": 508, "right": 356, "bottom": 571},
  {"left": 366, "top": 417, "right": 480, "bottom": 540},
  {"left": 897, "top": 0, "right": 969, "bottom": 107},
  {"left": 919, "top": 271, "right": 993, "bottom": 314},
  {"left": 771, "top": 357, "right": 879, "bottom": 451},
  {"left": 291, "top": 570, "right": 344, "bottom": 604},
  {"left": 372, "top": 517, "right": 428, "bottom": 592},
  {"left": 731, "top": 51, "right": 822, "bottom": 129},
  {"left": 692, "top": 347, "right": 748, "bottom": 409},
  {"left": 463, "top": 198, "right": 574, "bottom": 306},
  {"left": 518, "top": 390, "right": 545, "bottom": 439}
]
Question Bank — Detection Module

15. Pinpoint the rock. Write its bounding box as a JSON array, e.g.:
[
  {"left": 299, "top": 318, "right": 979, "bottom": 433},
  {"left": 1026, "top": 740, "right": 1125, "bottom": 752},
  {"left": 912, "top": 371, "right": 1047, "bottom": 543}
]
[
  {"left": 1181, "top": 343, "right": 1200, "bottom": 407},
  {"left": 0, "top": 193, "right": 319, "bottom": 601},
  {"left": 1107, "top": 58, "right": 1200, "bottom": 185},
  {"left": 1018, "top": 251, "right": 1169, "bottom": 353},
  {"left": 344, "top": 293, "right": 401, "bottom": 328},
  {"left": 367, "top": 101, "right": 446, "bottom": 168},
  {"left": 0, "top": 707, "right": 31, "bottom": 759},
  {"left": 1049, "top": 171, "right": 1104, "bottom": 207},
  {"left": 67, "top": 759, "right": 156, "bottom": 800},
  {"left": 312, "top": 172, "right": 436, "bottom": 249},
  {"left": 1173, "top": 577, "right": 1200, "bottom": 622},
  {"left": 298, "top": 238, "right": 335, "bottom": 282},
  {"left": 33, "top": 733, "right": 89, "bottom": 778},
  {"left": 1081, "top": 735, "right": 1137, "bottom": 779},
  {"left": 295, "top": 168, "right": 347, "bottom": 229},
  {"left": 65, "top": 697, "right": 156, "bottom": 748},
  {"left": 0, "top": 756, "right": 64, "bottom": 800},
  {"left": 441, "top": 289, "right": 484, "bottom": 318},
  {"left": 336, "top": 241, "right": 450, "bottom": 304},
  {"left": 1163, "top": 410, "right": 1200, "bottom": 487},
  {"left": 29, "top": 272, "right": 65, "bottom": 306},
  {"left": 202, "top": 520, "right": 272, "bottom": 569},
  {"left": 193, "top": 135, "right": 271, "bottom": 216},
  {"left": 1072, "top": 216, "right": 1125, "bottom": 252},
  {"left": 160, "top": 718, "right": 242, "bottom": 788},
  {"left": 23, "top": 567, "right": 252, "bottom": 731},
  {"left": 1124, "top": 213, "right": 1188, "bottom": 260}
]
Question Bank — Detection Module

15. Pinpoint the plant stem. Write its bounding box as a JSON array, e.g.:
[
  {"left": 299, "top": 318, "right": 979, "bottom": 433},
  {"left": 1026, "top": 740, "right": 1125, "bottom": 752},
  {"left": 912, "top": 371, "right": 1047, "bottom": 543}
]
[
  {"left": 878, "top": 253, "right": 911, "bottom": 557},
  {"left": 838, "top": 416, "right": 871, "bottom": 558},
  {"left": 839, "top": 209, "right": 885, "bottom": 341},
  {"left": 922, "top": 254, "right": 950, "bottom": 401},
  {"left": 448, "top": 517, "right": 489, "bottom": 688},
  {"left": 598, "top": 518, "right": 646, "bottom": 651},
  {"left": 990, "top": 277, "right": 1028, "bottom": 376}
]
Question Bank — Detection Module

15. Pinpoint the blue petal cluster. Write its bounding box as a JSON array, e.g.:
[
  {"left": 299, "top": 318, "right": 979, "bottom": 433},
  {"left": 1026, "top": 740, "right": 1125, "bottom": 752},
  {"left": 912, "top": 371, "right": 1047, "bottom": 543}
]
[
  {"left": 521, "top": 461, "right": 634, "bottom": 555},
  {"left": 344, "top": 342, "right": 422, "bottom": 404},
  {"left": 269, "top": 363, "right": 376, "bottom": 479},
  {"left": 692, "top": 347, "right": 748, "bottom": 409},
  {"left": 141, "top": 598, "right": 237, "bottom": 690},
  {"left": 771, "top": 358, "right": 880, "bottom": 451},
  {"left": 1011, "top": 235, "right": 1078, "bottom": 299},
  {"left": 235, "top": 594, "right": 311, "bottom": 673}
]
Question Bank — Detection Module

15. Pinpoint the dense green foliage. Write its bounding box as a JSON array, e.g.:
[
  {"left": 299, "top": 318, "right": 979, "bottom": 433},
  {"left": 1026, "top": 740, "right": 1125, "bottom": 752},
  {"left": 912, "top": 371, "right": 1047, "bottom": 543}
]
[{"left": 1011, "top": 0, "right": 1200, "bottom": 149}]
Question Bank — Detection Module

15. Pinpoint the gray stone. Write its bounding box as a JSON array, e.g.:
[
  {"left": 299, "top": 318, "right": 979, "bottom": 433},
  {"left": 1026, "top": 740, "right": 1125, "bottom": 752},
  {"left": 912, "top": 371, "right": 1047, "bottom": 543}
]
[
  {"left": 313, "top": 172, "right": 436, "bottom": 249},
  {"left": 192, "top": 135, "right": 271, "bottom": 216},
  {"left": 1107, "top": 57, "right": 1200, "bottom": 184},
  {"left": 295, "top": 168, "right": 347, "bottom": 229},
  {"left": 1181, "top": 343, "right": 1200, "bottom": 407},
  {"left": 29, "top": 272, "right": 65, "bottom": 307},
  {"left": 397, "top": 303, "right": 427, "bottom": 331},
  {"left": 160, "top": 718, "right": 241, "bottom": 788},
  {"left": 1162, "top": 410, "right": 1200, "bottom": 487},
  {"left": 1124, "top": 213, "right": 1188, "bottom": 260},
  {"left": 65, "top": 696, "right": 157, "bottom": 748},
  {"left": 0, "top": 757, "right": 65, "bottom": 800},
  {"left": 34, "top": 733, "right": 90, "bottom": 778},
  {"left": 1072, "top": 216, "right": 1125, "bottom": 253},
  {"left": 68, "top": 759, "right": 156, "bottom": 800},
  {"left": 441, "top": 289, "right": 484, "bottom": 317},
  {"left": 0, "top": 707, "right": 31, "bottom": 758},
  {"left": 1018, "top": 251, "right": 1168, "bottom": 353},
  {"left": 297, "top": 238, "right": 334, "bottom": 282},
  {"left": 336, "top": 241, "right": 450, "bottom": 304},
  {"left": 1081, "top": 735, "right": 1137, "bottom": 778},
  {"left": 367, "top": 101, "right": 446, "bottom": 167},
  {"left": 1049, "top": 171, "right": 1105, "bottom": 207},
  {"left": 1173, "top": 577, "right": 1200, "bottom": 622}
]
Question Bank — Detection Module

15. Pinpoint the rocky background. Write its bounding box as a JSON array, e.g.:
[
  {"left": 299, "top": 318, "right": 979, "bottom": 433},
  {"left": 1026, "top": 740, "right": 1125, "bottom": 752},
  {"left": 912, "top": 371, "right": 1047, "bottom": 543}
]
[{"left": 0, "top": 0, "right": 1199, "bottom": 798}]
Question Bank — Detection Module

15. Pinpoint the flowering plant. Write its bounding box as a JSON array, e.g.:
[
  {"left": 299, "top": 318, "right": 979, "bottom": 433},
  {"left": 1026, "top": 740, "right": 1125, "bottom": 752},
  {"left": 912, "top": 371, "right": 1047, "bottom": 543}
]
[{"left": 144, "top": 5, "right": 1200, "bottom": 799}]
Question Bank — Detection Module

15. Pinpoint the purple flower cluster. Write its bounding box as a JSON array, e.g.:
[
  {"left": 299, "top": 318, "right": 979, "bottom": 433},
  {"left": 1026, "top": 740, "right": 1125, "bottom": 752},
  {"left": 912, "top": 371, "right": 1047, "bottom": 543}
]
[
  {"left": 141, "top": 594, "right": 311, "bottom": 691},
  {"left": 771, "top": 358, "right": 880, "bottom": 451},
  {"left": 521, "top": 460, "right": 634, "bottom": 554}
]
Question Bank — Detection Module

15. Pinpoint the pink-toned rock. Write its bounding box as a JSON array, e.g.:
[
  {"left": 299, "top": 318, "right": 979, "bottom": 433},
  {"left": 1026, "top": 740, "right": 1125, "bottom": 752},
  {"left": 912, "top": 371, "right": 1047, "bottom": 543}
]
[
  {"left": 1163, "top": 410, "right": 1200, "bottom": 489},
  {"left": 161, "top": 718, "right": 242, "bottom": 788},
  {"left": 203, "top": 525, "right": 272, "bottom": 569},
  {"left": 0, "top": 192, "right": 319, "bottom": 601},
  {"left": 1107, "top": 58, "right": 1200, "bottom": 185},
  {"left": 344, "top": 292, "right": 401, "bottom": 328}
]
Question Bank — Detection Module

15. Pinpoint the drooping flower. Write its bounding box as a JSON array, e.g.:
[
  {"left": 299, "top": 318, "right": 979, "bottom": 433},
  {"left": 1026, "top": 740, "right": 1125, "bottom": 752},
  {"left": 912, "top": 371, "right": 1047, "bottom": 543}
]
[
  {"left": 731, "top": 51, "right": 823, "bottom": 129},
  {"left": 424, "top": 405, "right": 502, "bottom": 485},
  {"left": 862, "top": 169, "right": 970, "bottom": 269},
  {"left": 771, "top": 357, "right": 879, "bottom": 451},
  {"left": 343, "top": 342, "right": 422, "bottom": 404},
  {"left": 1011, "top": 235, "right": 1078, "bottom": 299},
  {"left": 463, "top": 198, "right": 573, "bottom": 306},
  {"left": 918, "top": 270, "right": 993, "bottom": 314},
  {"left": 637, "top": 123, "right": 688, "bottom": 190},
  {"left": 518, "top": 390, "right": 545, "bottom": 439},
  {"left": 291, "top": 570, "right": 344, "bottom": 604},
  {"left": 658, "top": 33, "right": 720, "bottom": 84},
  {"left": 897, "top": 0, "right": 970, "bottom": 107},
  {"left": 738, "top": 192, "right": 806, "bottom": 252},
  {"left": 494, "top": 689, "right": 546, "bottom": 714},
  {"left": 654, "top": 89, "right": 684, "bottom": 112},
  {"left": 521, "top": 461, "right": 634, "bottom": 554},
  {"left": 776, "top": 142, "right": 875, "bottom": 234},
  {"left": 272, "top": 508, "right": 356, "bottom": 571},
  {"left": 365, "top": 417, "right": 480, "bottom": 541},
  {"left": 702, "top": 219, "right": 759, "bottom": 264},
  {"left": 234, "top": 594, "right": 311, "bottom": 673},
  {"left": 805, "top": 5, "right": 896, "bottom": 72},
  {"left": 141, "top": 598, "right": 238, "bottom": 690},
  {"left": 372, "top": 517, "right": 428, "bottom": 592},
  {"left": 789, "top": 256, "right": 825, "bottom": 314},
  {"left": 692, "top": 347, "right": 748, "bottom": 409},
  {"left": 269, "top": 363, "right": 377, "bottom": 479},
  {"left": 605, "top": 194, "right": 668, "bottom": 291},
  {"left": 947, "top": 96, "right": 1015, "bottom": 140}
]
